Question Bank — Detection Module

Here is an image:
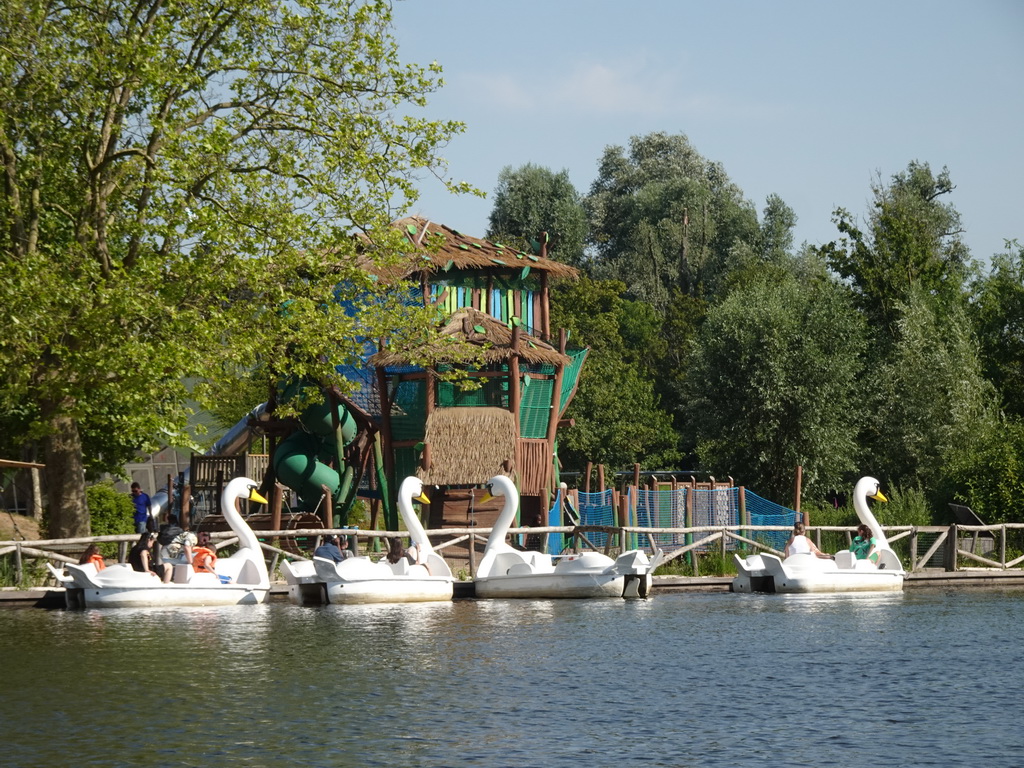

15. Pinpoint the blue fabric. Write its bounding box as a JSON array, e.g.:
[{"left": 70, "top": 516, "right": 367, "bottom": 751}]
[
  {"left": 132, "top": 492, "right": 151, "bottom": 525},
  {"left": 314, "top": 543, "right": 344, "bottom": 563}
]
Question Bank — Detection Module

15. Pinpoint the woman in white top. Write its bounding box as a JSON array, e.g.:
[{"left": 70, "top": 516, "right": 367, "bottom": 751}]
[{"left": 785, "top": 521, "right": 833, "bottom": 559}]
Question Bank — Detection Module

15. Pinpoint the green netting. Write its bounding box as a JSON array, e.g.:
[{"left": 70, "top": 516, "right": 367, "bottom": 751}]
[
  {"left": 438, "top": 377, "right": 509, "bottom": 408},
  {"left": 519, "top": 377, "right": 554, "bottom": 438},
  {"left": 393, "top": 447, "right": 420, "bottom": 486},
  {"left": 390, "top": 379, "right": 426, "bottom": 441},
  {"left": 559, "top": 348, "right": 588, "bottom": 413}
]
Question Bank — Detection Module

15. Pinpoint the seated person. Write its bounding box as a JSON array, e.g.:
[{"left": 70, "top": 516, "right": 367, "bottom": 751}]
[
  {"left": 128, "top": 532, "right": 172, "bottom": 582},
  {"left": 385, "top": 537, "right": 406, "bottom": 564},
  {"left": 850, "top": 524, "right": 876, "bottom": 560},
  {"left": 784, "top": 522, "right": 833, "bottom": 559},
  {"left": 314, "top": 535, "right": 346, "bottom": 564},
  {"left": 78, "top": 543, "right": 106, "bottom": 571},
  {"left": 338, "top": 536, "right": 354, "bottom": 560},
  {"left": 156, "top": 514, "right": 186, "bottom": 562},
  {"left": 191, "top": 531, "right": 218, "bottom": 574}
]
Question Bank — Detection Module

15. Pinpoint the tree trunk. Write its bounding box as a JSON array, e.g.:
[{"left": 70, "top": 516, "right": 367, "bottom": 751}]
[{"left": 43, "top": 413, "right": 90, "bottom": 538}]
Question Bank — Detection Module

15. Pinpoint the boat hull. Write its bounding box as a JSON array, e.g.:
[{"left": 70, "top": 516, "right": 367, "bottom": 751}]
[
  {"left": 474, "top": 572, "right": 625, "bottom": 599},
  {"left": 732, "top": 552, "right": 904, "bottom": 594},
  {"left": 325, "top": 578, "right": 454, "bottom": 604},
  {"left": 74, "top": 585, "right": 270, "bottom": 608}
]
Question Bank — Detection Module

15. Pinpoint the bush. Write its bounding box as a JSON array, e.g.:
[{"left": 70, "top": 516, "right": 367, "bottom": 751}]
[{"left": 87, "top": 482, "right": 135, "bottom": 556}]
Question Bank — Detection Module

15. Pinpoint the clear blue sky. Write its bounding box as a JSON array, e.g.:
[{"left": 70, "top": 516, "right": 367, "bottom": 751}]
[{"left": 391, "top": 0, "right": 1023, "bottom": 264}]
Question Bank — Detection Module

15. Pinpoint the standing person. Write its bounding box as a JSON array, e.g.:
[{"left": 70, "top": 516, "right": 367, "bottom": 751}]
[
  {"left": 784, "top": 521, "right": 833, "bottom": 559},
  {"left": 156, "top": 514, "right": 185, "bottom": 563},
  {"left": 130, "top": 483, "right": 151, "bottom": 534}
]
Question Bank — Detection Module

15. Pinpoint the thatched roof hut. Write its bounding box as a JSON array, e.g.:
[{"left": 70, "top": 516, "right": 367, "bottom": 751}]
[
  {"left": 370, "top": 307, "right": 569, "bottom": 368},
  {"left": 367, "top": 216, "right": 579, "bottom": 281},
  {"left": 417, "top": 407, "right": 516, "bottom": 486}
]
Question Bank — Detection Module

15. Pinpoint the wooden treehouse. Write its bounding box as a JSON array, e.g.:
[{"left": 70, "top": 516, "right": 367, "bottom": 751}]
[{"left": 349, "top": 217, "right": 587, "bottom": 543}]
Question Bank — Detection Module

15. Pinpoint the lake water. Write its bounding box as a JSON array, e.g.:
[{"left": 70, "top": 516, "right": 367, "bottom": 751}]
[{"left": 1, "top": 589, "right": 1022, "bottom": 768}]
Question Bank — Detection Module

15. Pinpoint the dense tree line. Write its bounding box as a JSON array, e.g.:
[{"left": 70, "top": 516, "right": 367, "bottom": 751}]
[{"left": 488, "top": 133, "right": 1024, "bottom": 522}]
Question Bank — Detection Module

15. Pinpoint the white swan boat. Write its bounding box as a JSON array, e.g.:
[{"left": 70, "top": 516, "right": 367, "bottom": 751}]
[
  {"left": 732, "top": 476, "right": 905, "bottom": 594},
  {"left": 280, "top": 476, "right": 454, "bottom": 604},
  {"left": 473, "top": 475, "right": 663, "bottom": 599},
  {"left": 56, "top": 477, "right": 272, "bottom": 608}
]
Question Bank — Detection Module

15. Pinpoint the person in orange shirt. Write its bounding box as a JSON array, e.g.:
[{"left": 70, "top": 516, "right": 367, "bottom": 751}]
[
  {"left": 191, "top": 531, "right": 218, "bottom": 574},
  {"left": 78, "top": 543, "right": 106, "bottom": 571}
]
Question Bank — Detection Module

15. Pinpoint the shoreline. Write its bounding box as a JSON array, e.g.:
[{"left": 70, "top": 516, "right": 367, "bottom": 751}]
[{"left": 5, "top": 567, "right": 1023, "bottom": 608}]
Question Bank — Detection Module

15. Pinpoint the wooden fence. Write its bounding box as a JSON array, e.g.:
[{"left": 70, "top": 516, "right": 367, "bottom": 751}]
[{"left": 4, "top": 523, "right": 1024, "bottom": 586}]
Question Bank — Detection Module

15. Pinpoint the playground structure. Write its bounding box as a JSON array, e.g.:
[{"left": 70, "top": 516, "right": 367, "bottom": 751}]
[{"left": 167, "top": 217, "right": 589, "bottom": 557}]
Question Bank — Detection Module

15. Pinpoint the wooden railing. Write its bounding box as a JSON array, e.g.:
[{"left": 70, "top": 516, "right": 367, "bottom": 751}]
[{"left": 4, "top": 523, "right": 1024, "bottom": 586}]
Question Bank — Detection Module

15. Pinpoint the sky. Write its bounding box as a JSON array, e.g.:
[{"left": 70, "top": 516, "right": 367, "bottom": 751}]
[{"left": 390, "top": 0, "right": 1023, "bottom": 264}]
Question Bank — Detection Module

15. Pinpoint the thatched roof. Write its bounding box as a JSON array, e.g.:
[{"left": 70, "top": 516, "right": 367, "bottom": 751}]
[
  {"left": 363, "top": 216, "right": 580, "bottom": 281},
  {"left": 370, "top": 307, "right": 569, "bottom": 368},
  {"left": 417, "top": 407, "right": 516, "bottom": 486}
]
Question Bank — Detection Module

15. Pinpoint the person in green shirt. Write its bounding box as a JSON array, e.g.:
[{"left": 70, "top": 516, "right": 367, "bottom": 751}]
[{"left": 850, "top": 524, "right": 875, "bottom": 560}]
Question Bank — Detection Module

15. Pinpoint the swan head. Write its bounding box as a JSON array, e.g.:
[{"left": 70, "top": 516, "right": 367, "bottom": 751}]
[
  {"left": 858, "top": 476, "right": 887, "bottom": 503},
  {"left": 247, "top": 485, "right": 269, "bottom": 505},
  {"left": 480, "top": 475, "right": 516, "bottom": 504},
  {"left": 399, "top": 476, "right": 430, "bottom": 505}
]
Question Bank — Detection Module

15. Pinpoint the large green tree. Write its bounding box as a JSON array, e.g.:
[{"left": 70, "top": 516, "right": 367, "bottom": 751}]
[
  {"left": 971, "top": 240, "right": 1024, "bottom": 420},
  {"left": 550, "top": 277, "right": 681, "bottom": 472},
  {"left": 486, "top": 163, "right": 586, "bottom": 265},
  {"left": 0, "top": 0, "right": 472, "bottom": 535},
  {"left": 824, "top": 161, "right": 971, "bottom": 337},
  {"left": 682, "top": 268, "right": 867, "bottom": 501},
  {"left": 584, "top": 131, "right": 763, "bottom": 307}
]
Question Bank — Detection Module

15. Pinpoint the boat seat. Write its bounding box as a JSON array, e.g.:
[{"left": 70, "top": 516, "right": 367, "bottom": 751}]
[
  {"left": 506, "top": 562, "right": 534, "bottom": 576},
  {"left": 172, "top": 564, "right": 194, "bottom": 584},
  {"left": 833, "top": 550, "right": 856, "bottom": 569}
]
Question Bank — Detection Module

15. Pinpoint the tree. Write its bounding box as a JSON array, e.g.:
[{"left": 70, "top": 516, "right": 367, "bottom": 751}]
[
  {"left": 970, "top": 240, "right": 1024, "bottom": 420},
  {"left": 682, "top": 271, "right": 867, "bottom": 501},
  {"left": 550, "top": 277, "right": 681, "bottom": 472},
  {"left": 486, "top": 164, "right": 586, "bottom": 265},
  {"left": 866, "top": 288, "right": 1000, "bottom": 498},
  {"left": 584, "top": 131, "right": 763, "bottom": 307},
  {"left": 0, "top": 0, "right": 473, "bottom": 535},
  {"left": 823, "top": 161, "right": 971, "bottom": 337}
]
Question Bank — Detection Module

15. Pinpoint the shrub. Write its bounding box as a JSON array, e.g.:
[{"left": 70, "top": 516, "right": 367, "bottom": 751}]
[{"left": 87, "top": 482, "right": 136, "bottom": 556}]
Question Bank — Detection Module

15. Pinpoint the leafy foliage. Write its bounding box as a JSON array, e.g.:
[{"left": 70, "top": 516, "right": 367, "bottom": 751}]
[
  {"left": 550, "top": 277, "right": 680, "bottom": 471},
  {"left": 682, "top": 269, "right": 867, "bottom": 501},
  {"left": 486, "top": 164, "right": 587, "bottom": 265},
  {"left": 584, "top": 132, "right": 762, "bottom": 307},
  {"left": 0, "top": 0, "right": 475, "bottom": 534}
]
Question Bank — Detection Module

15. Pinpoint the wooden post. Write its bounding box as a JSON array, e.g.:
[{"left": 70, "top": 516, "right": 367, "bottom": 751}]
[
  {"left": 320, "top": 485, "right": 333, "bottom": 530},
  {"left": 597, "top": 464, "right": 605, "bottom": 493},
  {"left": 14, "top": 542, "right": 22, "bottom": 585},
  {"left": 510, "top": 325, "right": 521, "bottom": 434},
  {"left": 794, "top": 465, "right": 804, "bottom": 524},
  {"left": 910, "top": 528, "right": 919, "bottom": 571},
  {"left": 31, "top": 466, "right": 42, "bottom": 521},
  {"left": 540, "top": 271, "right": 549, "bottom": 340},
  {"left": 584, "top": 462, "right": 592, "bottom": 493},
  {"left": 271, "top": 483, "right": 283, "bottom": 546},
  {"left": 944, "top": 524, "right": 958, "bottom": 571}
]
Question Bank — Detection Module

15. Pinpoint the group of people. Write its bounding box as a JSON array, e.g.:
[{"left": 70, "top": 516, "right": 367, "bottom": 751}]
[
  {"left": 81, "top": 509, "right": 220, "bottom": 583},
  {"left": 784, "top": 522, "right": 880, "bottom": 562}
]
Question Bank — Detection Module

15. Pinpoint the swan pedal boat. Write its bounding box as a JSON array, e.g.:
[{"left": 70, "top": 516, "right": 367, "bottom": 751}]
[
  {"left": 473, "top": 475, "right": 663, "bottom": 599},
  {"left": 54, "top": 477, "right": 271, "bottom": 608},
  {"left": 281, "top": 476, "right": 454, "bottom": 605},
  {"left": 732, "top": 476, "right": 906, "bottom": 594}
]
